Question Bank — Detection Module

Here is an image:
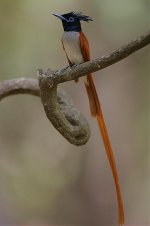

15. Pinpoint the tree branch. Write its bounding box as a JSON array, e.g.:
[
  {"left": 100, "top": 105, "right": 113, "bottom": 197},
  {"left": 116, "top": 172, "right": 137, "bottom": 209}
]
[
  {"left": 38, "top": 70, "right": 90, "bottom": 145},
  {"left": 0, "top": 77, "right": 91, "bottom": 145},
  {"left": 0, "top": 78, "right": 40, "bottom": 101},
  {"left": 44, "top": 30, "right": 150, "bottom": 85},
  {"left": 0, "top": 31, "right": 149, "bottom": 146}
]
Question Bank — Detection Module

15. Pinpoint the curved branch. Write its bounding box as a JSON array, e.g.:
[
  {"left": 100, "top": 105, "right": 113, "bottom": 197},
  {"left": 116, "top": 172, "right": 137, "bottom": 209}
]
[
  {"left": 38, "top": 69, "right": 90, "bottom": 145},
  {"left": 46, "top": 31, "right": 150, "bottom": 84},
  {"left": 0, "top": 76, "right": 91, "bottom": 146}
]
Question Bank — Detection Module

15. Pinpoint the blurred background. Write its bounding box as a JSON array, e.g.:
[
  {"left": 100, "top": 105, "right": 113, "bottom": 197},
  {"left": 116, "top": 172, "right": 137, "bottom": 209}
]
[{"left": 0, "top": 0, "right": 149, "bottom": 225}]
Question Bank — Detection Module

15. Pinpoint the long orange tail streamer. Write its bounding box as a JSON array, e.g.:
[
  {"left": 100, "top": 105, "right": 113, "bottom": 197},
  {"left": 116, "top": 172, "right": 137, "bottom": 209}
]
[{"left": 85, "top": 74, "right": 125, "bottom": 225}]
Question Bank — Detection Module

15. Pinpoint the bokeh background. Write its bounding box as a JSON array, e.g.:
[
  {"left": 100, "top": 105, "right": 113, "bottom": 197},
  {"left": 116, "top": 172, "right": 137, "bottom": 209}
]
[{"left": 0, "top": 0, "right": 149, "bottom": 226}]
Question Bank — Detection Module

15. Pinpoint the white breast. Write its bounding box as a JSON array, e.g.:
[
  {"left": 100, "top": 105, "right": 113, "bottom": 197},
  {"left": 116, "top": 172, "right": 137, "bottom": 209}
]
[{"left": 62, "top": 31, "right": 84, "bottom": 65}]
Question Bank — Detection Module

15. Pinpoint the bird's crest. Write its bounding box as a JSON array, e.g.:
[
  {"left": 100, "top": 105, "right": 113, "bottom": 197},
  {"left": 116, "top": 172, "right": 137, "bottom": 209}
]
[{"left": 72, "top": 11, "right": 93, "bottom": 22}]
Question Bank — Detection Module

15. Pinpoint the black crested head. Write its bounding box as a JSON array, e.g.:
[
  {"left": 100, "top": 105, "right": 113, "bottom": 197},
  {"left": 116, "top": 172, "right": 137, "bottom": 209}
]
[{"left": 53, "top": 11, "right": 93, "bottom": 32}]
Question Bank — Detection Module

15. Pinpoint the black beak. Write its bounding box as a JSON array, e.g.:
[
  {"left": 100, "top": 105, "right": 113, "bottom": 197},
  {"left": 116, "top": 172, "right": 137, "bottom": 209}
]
[{"left": 53, "top": 13, "right": 67, "bottom": 21}]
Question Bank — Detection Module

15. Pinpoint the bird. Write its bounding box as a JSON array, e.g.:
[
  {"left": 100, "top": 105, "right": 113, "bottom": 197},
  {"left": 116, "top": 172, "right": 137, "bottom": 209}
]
[{"left": 53, "top": 11, "right": 125, "bottom": 225}]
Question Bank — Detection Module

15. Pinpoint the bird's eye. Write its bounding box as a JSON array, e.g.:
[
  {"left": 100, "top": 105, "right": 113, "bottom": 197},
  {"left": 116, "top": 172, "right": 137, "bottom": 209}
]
[{"left": 69, "top": 17, "right": 75, "bottom": 22}]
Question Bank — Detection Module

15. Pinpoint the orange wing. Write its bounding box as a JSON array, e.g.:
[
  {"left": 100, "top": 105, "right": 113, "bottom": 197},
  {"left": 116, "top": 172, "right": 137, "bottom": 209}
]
[
  {"left": 79, "top": 32, "right": 100, "bottom": 116},
  {"left": 79, "top": 31, "right": 125, "bottom": 225}
]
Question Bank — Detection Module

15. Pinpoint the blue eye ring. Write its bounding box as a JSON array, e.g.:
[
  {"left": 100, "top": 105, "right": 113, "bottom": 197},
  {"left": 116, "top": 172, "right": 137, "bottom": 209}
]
[{"left": 69, "top": 17, "right": 75, "bottom": 22}]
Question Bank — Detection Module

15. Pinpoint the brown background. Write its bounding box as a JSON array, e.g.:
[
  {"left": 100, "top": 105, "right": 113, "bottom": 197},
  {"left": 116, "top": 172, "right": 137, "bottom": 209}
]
[{"left": 0, "top": 0, "right": 149, "bottom": 225}]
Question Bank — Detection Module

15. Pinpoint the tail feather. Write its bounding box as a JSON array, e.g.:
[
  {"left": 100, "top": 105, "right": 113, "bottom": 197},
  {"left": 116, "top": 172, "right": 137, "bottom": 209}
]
[{"left": 85, "top": 74, "right": 125, "bottom": 225}]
